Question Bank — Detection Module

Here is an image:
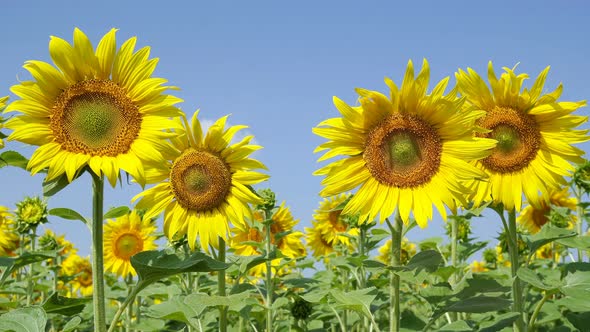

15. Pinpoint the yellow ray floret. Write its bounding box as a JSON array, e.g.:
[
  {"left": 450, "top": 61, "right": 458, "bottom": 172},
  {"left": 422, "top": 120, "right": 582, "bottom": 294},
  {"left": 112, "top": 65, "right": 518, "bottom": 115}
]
[
  {"left": 133, "top": 112, "right": 269, "bottom": 252},
  {"left": 62, "top": 253, "right": 93, "bottom": 296},
  {"left": 314, "top": 59, "right": 496, "bottom": 227},
  {"left": 0, "top": 96, "right": 8, "bottom": 149},
  {"left": 0, "top": 207, "right": 18, "bottom": 256},
  {"left": 4, "top": 28, "right": 183, "bottom": 187},
  {"left": 456, "top": 62, "right": 588, "bottom": 211},
  {"left": 517, "top": 187, "right": 577, "bottom": 234}
]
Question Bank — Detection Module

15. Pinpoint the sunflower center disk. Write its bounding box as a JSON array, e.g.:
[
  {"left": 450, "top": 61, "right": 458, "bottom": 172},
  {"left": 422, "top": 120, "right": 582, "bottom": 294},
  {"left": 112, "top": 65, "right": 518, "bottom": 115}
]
[
  {"left": 328, "top": 210, "right": 347, "bottom": 232},
  {"left": 479, "top": 106, "right": 540, "bottom": 173},
  {"left": 115, "top": 233, "right": 143, "bottom": 259},
  {"left": 50, "top": 79, "right": 142, "bottom": 156},
  {"left": 364, "top": 114, "right": 442, "bottom": 188},
  {"left": 170, "top": 149, "right": 232, "bottom": 212}
]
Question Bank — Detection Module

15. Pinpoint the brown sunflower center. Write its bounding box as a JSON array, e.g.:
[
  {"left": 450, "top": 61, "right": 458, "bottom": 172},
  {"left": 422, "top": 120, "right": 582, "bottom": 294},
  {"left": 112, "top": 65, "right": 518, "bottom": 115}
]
[
  {"left": 478, "top": 106, "right": 540, "bottom": 173},
  {"left": 328, "top": 210, "right": 347, "bottom": 232},
  {"left": 114, "top": 233, "right": 143, "bottom": 260},
  {"left": 364, "top": 114, "right": 442, "bottom": 188},
  {"left": 170, "top": 149, "right": 232, "bottom": 211},
  {"left": 50, "top": 79, "right": 142, "bottom": 156},
  {"left": 78, "top": 267, "right": 92, "bottom": 287}
]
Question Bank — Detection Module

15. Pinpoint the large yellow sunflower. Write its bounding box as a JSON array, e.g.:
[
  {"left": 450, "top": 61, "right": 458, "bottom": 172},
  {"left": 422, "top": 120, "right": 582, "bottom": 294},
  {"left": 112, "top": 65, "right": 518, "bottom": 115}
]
[
  {"left": 4, "top": 28, "right": 182, "bottom": 186},
  {"left": 230, "top": 202, "right": 306, "bottom": 277},
  {"left": 104, "top": 210, "right": 157, "bottom": 277},
  {"left": 314, "top": 60, "right": 496, "bottom": 226},
  {"left": 0, "top": 96, "right": 8, "bottom": 149},
  {"left": 134, "top": 112, "right": 269, "bottom": 251},
  {"left": 517, "top": 187, "right": 577, "bottom": 234},
  {"left": 62, "top": 253, "right": 93, "bottom": 296},
  {"left": 456, "top": 63, "right": 588, "bottom": 211},
  {"left": 0, "top": 207, "right": 18, "bottom": 256}
]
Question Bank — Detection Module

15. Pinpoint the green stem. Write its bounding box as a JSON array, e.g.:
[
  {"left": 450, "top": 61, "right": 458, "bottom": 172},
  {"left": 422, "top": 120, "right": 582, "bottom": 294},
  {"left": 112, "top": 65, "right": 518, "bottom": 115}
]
[
  {"left": 218, "top": 237, "right": 228, "bottom": 332},
  {"left": 26, "top": 229, "right": 36, "bottom": 306},
  {"left": 341, "top": 268, "right": 349, "bottom": 332},
  {"left": 450, "top": 216, "right": 458, "bottom": 322},
  {"left": 358, "top": 227, "right": 368, "bottom": 332},
  {"left": 107, "top": 285, "right": 141, "bottom": 332},
  {"left": 265, "top": 215, "right": 274, "bottom": 332},
  {"left": 92, "top": 173, "right": 107, "bottom": 332},
  {"left": 506, "top": 209, "right": 525, "bottom": 332},
  {"left": 528, "top": 292, "right": 550, "bottom": 331},
  {"left": 126, "top": 275, "right": 133, "bottom": 332},
  {"left": 575, "top": 187, "right": 585, "bottom": 262},
  {"left": 386, "top": 215, "right": 403, "bottom": 332}
]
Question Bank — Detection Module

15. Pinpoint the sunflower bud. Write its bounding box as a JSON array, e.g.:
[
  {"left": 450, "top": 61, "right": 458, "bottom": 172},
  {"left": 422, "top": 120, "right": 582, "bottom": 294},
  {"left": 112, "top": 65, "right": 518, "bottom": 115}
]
[
  {"left": 255, "top": 188, "right": 276, "bottom": 211},
  {"left": 483, "top": 248, "right": 497, "bottom": 265},
  {"left": 291, "top": 297, "right": 313, "bottom": 321},
  {"left": 445, "top": 216, "right": 472, "bottom": 243},
  {"left": 15, "top": 196, "right": 48, "bottom": 233},
  {"left": 38, "top": 232, "right": 58, "bottom": 250},
  {"left": 573, "top": 161, "right": 590, "bottom": 194}
]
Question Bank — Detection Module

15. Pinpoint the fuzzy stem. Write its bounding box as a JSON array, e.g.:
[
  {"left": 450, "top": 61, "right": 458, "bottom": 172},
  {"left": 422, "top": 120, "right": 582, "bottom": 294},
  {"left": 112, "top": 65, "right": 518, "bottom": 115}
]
[
  {"left": 528, "top": 292, "right": 550, "bottom": 331},
  {"left": 506, "top": 209, "right": 525, "bottom": 332},
  {"left": 449, "top": 216, "right": 458, "bottom": 321},
  {"left": 386, "top": 215, "right": 403, "bottom": 332},
  {"left": 107, "top": 286, "right": 141, "bottom": 332},
  {"left": 26, "top": 230, "right": 36, "bottom": 306},
  {"left": 265, "top": 216, "right": 274, "bottom": 332},
  {"left": 218, "top": 237, "right": 228, "bottom": 332},
  {"left": 575, "top": 187, "right": 585, "bottom": 262},
  {"left": 359, "top": 226, "right": 368, "bottom": 331},
  {"left": 91, "top": 173, "right": 107, "bottom": 332}
]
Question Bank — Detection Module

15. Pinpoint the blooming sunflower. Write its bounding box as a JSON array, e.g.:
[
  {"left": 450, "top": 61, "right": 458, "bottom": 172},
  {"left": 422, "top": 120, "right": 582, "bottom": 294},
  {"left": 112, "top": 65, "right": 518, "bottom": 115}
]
[
  {"left": 62, "top": 253, "right": 93, "bottom": 296},
  {"left": 0, "top": 207, "right": 18, "bottom": 256},
  {"left": 534, "top": 243, "right": 562, "bottom": 261},
  {"left": 134, "top": 112, "right": 269, "bottom": 251},
  {"left": 470, "top": 260, "right": 489, "bottom": 273},
  {"left": 231, "top": 202, "right": 306, "bottom": 277},
  {"left": 314, "top": 60, "right": 496, "bottom": 227},
  {"left": 376, "top": 238, "right": 417, "bottom": 265},
  {"left": 0, "top": 96, "right": 8, "bottom": 149},
  {"left": 312, "top": 194, "right": 359, "bottom": 244},
  {"left": 456, "top": 63, "right": 588, "bottom": 211},
  {"left": 4, "top": 28, "right": 182, "bottom": 187},
  {"left": 104, "top": 210, "right": 157, "bottom": 277},
  {"left": 517, "top": 187, "right": 577, "bottom": 234}
]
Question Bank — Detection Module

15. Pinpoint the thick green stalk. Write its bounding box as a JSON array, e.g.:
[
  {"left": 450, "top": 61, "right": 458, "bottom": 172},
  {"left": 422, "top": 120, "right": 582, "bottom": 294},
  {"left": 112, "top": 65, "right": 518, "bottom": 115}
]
[
  {"left": 358, "top": 227, "right": 368, "bottom": 331},
  {"left": 26, "top": 230, "right": 36, "bottom": 306},
  {"left": 450, "top": 216, "right": 458, "bottom": 322},
  {"left": 575, "top": 187, "right": 585, "bottom": 262},
  {"left": 265, "top": 218, "right": 274, "bottom": 332},
  {"left": 92, "top": 173, "right": 107, "bottom": 332},
  {"left": 506, "top": 209, "right": 525, "bottom": 332},
  {"left": 218, "top": 238, "right": 228, "bottom": 332},
  {"left": 387, "top": 215, "right": 403, "bottom": 332}
]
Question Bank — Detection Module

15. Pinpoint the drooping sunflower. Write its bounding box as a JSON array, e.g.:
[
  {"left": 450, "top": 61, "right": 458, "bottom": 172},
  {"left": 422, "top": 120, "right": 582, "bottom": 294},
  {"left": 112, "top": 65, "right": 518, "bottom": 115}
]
[
  {"left": 104, "top": 210, "right": 157, "bottom": 277},
  {"left": 0, "top": 207, "right": 18, "bottom": 256},
  {"left": 134, "top": 112, "right": 269, "bottom": 251},
  {"left": 517, "top": 187, "right": 577, "bottom": 234},
  {"left": 0, "top": 96, "right": 8, "bottom": 149},
  {"left": 314, "top": 60, "right": 496, "bottom": 227},
  {"left": 376, "top": 238, "right": 417, "bottom": 265},
  {"left": 231, "top": 202, "right": 306, "bottom": 277},
  {"left": 456, "top": 63, "right": 588, "bottom": 211},
  {"left": 62, "top": 253, "right": 93, "bottom": 296},
  {"left": 4, "top": 28, "right": 182, "bottom": 186}
]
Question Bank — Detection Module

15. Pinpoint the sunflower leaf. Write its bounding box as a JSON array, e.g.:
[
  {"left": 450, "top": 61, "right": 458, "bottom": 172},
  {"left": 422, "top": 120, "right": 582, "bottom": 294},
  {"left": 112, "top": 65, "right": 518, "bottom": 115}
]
[
  {"left": 523, "top": 224, "right": 576, "bottom": 253},
  {"left": 0, "top": 306, "right": 47, "bottom": 332},
  {"left": 49, "top": 208, "right": 88, "bottom": 225},
  {"left": 103, "top": 206, "right": 131, "bottom": 219},
  {"left": 0, "top": 150, "right": 28, "bottom": 170},
  {"left": 0, "top": 251, "right": 57, "bottom": 286},
  {"left": 42, "top": 293, "right": 90, "bottom": 316}
]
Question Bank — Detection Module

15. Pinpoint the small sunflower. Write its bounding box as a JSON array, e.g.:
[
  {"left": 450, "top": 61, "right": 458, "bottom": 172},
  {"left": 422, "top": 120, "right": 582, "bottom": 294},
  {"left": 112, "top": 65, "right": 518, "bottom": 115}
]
[
  {"left": 534, "top": 243, "right": 561, "bottom": 261},
  {"left": 104, "top": 210, "right": 157, "bottom": 277},
  {"left": 134, "top": 112, "right": 269, "bottom": 251},
  {"left": 470, "top": 260, "right": 489, "bottom": 273},
  {"left": 314, "top": 60, "right": 496, "bottom": 227},
  {"left": 517, "top": 187, "right": 577, "bottom": 234},
  {"left": 456, "top": 63, "right": 588, "bottom": 211},
  {"left": 0, "top": 207, "right": 18, "bottom": 256},
  {"left": 62, "top": 253, "right": 93, "bottom": 296},
  {"left": 311, "top": 194, "right": 359, "bottom": 245},
  {"left": 15, "top": 196, "right": 48, "bottom": 232},
  {"left": 376, "top": 238, "right": 417, "bottom": 265},
  {"left": 0, "top": 96, "right": 8, "bottom": 149},
  {"left": 4, "top": 28, "right": 182, "bottom": 187}
]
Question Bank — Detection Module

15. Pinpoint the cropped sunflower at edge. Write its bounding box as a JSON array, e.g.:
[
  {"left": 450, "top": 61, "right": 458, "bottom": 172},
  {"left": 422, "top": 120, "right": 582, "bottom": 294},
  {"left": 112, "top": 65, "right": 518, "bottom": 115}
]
[
  {"left": 3, "top": 28, "right": 182, "bottom": 186},
  {"left": 313, "top": 60, "right": 497, "bottom": 227},
  {"left": 0, "top": 96, "right": 8, "bottom": 149},
  {"left": 456, "top": 63, "right": 589, "bottom": 211},
  {"left": 133, "top": 112, "right": 269, "bottom": 251}
]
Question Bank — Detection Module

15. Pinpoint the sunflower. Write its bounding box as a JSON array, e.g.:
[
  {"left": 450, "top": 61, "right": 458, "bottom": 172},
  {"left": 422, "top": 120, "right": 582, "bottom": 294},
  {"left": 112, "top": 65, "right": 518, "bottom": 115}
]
[
  {"left": 314, "top": 60, "right": 496, "bottom": 227},
  {"left": 134, "top": 112, "right": 269, "bottom": 251},
  {"left": 456, "top": 63, "right": 588, "bottom": 211},
  {"left": 312, "top": 194, "right": 359, "bottom": 244},
  {"left": 470, "top": 260, "right": 489, "bottom": 273},
  {"left": 231, "top": 202, "right": 306, "bottom": 277},
  {"left": 0, "top": 207, "right": 18, "bottom": 256},
  {"left": 0, "top": 96, "right": 8, "bottom": 149},
  {"left": 104, "top": 210, "right": 157, "bottom": 277},
  {"left": 517, "top": 187, "right": 577, "bottom": 234},
  {"left": 376, "top": 238, "right": 417, "bottom": 265},
  {"left": 534, "top": 243, "right": 562, "bottom": 261},
  {"left": 4, "top": 28, "right": 182, "bottom": 187},
  {"left": 39, "top": 229, "right": 77, "bottom": 257},
  {"left": 62, "top": 253, "right": 93, "bottom": 296}
]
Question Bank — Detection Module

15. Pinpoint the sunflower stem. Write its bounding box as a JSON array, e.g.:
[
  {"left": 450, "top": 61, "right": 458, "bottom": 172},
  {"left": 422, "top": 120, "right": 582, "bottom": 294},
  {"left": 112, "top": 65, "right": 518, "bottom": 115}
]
[
  {"left": 26, "top": 229, "right": 36, "bottom": 306},
  {"left": 265, "top": 212, "right": 274, "bottom": 332},
  {"left": 359, "top": 226, "right": 369, "bottom": 332},
  {"left": 107, "top": 284, "right": 141, "bottom": 332},
  {"left": 574, "top": 186, "right": 585, "bottom": 262},
  {"left": 91, "top": 173, "right": 107, "bottom": 332},
  {"left": 218, "top": 237, "right": 228, "bottom": 332},
  {"left": 528, "top": 292, "right": 550, "bottom": 331},
  {"left": 506, "top": 209, "right": 525, "bottom": 332},
  {"left": 386, "top": 215, "right": 403, "bottom": 332},
  {"left": 450, "top": 215, "right": 458, "bottom": 322}
]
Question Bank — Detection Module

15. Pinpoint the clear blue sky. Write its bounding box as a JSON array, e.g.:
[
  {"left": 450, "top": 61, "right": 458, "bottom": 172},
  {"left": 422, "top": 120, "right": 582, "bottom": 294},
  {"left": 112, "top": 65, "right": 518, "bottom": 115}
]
[{"left": 1, "top": 1, "right": 589, "bottom": 257}]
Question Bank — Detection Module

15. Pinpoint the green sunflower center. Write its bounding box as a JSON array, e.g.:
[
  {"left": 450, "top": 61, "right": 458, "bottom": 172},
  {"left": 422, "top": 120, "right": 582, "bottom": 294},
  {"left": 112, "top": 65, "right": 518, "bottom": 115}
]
[
  {"left": 170, "top": 149, "right": 232, "bottom": 212},
  {"left": 492, "top": 125, "right": 521, "bottom": 154},
  {"left": 115, "top": 233, "right": 143, "bottom": 259},
  {"left": 50, "top": 79, "right": 142, "bottom": 156},
  {"left": 364, "top": 114, "right": 442, "bottom": 188}
]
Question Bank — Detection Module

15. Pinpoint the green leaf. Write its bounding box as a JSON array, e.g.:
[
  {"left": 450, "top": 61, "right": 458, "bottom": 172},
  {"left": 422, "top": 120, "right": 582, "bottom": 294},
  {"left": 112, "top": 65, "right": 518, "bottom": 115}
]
[
  {"left": 62, "top": 316, "right": 82, "bottom": 332},
  {"left": 329, "top": 287, "right": 377, "bottom": 319},
  {"left": 439, "top": 320, "right": 474, "bottom": 331},
  {"left": 0, "top": 251, "right": 57, "bottom": 285},
  {"left": 49, "top": 208, "right": 87, "bottom": 224},
  {"left": 131, "top": 250, "right": 229, "bottom": 292},
  {"left": 560, "top": 270, "right": 590, "bottom": 299},
  {"left": 517, "top": 267, "right": 561, "bottom": 291},
  {"left": 0, "top": 151, "right": 28, "bottom": 170},
  {"left": 0, "top": 306, "right": 47, "bottom": 332},
  {"left": 104, "top": 206, "right": 131, "bottom": 219},
  {"left": 444, "top": 296, "right": 511, "bottom": 313},
  {"left": 239, "top": 249, "right": 284, "bottom": 274},
  {"left": 128, "top": 317, "right": 166, "bottom": 331},
  {"left": 565, "top": 311, "right": 590, "bottom": 331},
  {"left": 556, "top": 296, "right": 590, "bottom": 312},
  {"left": 401, "top": 250, "right": 443, "bottom": 273},
  {"left": 558, "top": 236, "right": 590, "bottom": 250},
  {"left": 184, "top": 292, "right": 255, "bottom": 312},
  {"left": 523, "top": 224, "right": 576, "bottom": 253},
  {"left": 146, "top": 296, "right": 200, "bottom": 328},
  {"left": 42, "top": 293, "right": 91, "bottom": 316},
  {"left": 478, "top": 312, "right": 519, "bottom": 332},
  {"left": 43, "top": 174, "right": 71, "bottom": 197}
]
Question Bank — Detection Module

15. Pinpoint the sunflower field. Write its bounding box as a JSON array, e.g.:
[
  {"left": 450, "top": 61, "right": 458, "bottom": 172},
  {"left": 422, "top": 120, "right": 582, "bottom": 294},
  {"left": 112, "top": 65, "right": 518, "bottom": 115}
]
[{"left": 0, "top": 26, "right": 589, "bottom": 332}]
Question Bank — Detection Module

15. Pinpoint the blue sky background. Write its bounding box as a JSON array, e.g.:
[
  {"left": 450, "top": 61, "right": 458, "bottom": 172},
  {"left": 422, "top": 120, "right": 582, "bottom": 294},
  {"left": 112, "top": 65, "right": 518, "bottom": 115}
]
[{"left": 1, "top": 1, "right": 589, "bottom": 258}]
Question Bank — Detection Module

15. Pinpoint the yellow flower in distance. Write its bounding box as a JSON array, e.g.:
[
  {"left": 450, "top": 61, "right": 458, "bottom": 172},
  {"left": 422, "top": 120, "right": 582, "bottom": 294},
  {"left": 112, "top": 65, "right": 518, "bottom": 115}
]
[
  {"left": 534, "top": 243, "right": 561, "bottom": 261},
  {"left": 314, "top": 60, "right": 496, "bottom": 227},
  {"left": 518, "top": 187, "right": 577, "bottom": 234},
  {"left": 456, "top": 63, "right": 588, "bottom": 211},
  {"left": 134, "top": 112, "right": 269, "bottom": 251},
  {"left": 0, "top": 207, "right": 18, "bottom": 256},
  {"left": 0, "top": 96, "right": 8, "bottom": 149},
  {"left": 4, "top": 28, "right": 182, "bottom": 187},
  {"left": 376, "top": 238, "right": 417, "bottom": 265},
  {"left": 470, "top": 260, "right": 489, "bottom": 273},
  {"left": 62, "top": 253, "right": 93, "bottom": 296},
  {"left": 104, "top": 210, "right": 157, "bottom": 277}
]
